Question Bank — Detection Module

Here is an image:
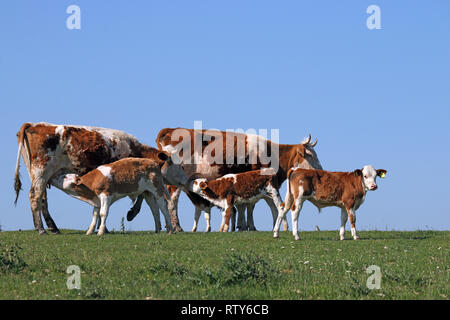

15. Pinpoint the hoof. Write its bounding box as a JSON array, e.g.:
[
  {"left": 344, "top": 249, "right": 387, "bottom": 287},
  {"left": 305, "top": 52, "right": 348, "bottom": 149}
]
[
  {"left": 353, "top": 236, "right": 360, "bottom": 240},
  {"left": 49, "top": 228, "right": 61, "bottom": 235},
  {"left": 38, "top": 229, "right": 48, "bottom": 235},
  {"left": 174, "top": 226, "right": 184, "bottom": 233}
]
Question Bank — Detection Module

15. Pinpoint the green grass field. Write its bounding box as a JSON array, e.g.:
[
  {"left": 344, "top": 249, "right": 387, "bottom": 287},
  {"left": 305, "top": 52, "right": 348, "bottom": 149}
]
[{"left": 0, "top": 230, "right": 448, "bottom": 300}]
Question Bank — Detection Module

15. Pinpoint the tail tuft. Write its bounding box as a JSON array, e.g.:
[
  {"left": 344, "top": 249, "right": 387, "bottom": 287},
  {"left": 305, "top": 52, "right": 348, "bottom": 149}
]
[{"left": 14, "top": 174, "right": 22, "bottom": 206}]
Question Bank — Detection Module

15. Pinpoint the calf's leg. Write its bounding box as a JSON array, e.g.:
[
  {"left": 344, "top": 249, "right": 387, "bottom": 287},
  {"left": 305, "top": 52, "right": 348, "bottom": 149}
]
[
  {"left": 97, "top": 195, "right": 111, "bottom": 236},
  {"left": 339, "top": 208, "right": 348, "bottom": 240},
  {"left": 153, "top": 194, "right": 173, "bottom": 234},
  {"left": 192, "top": 207, "right": 202, "bottom": 232},
  {"left": 347, "top": 209, "right": 359, "bottom": 240},
  {"left": 86, "top": 207, "right": 100, "bottom": 235},
  {"left": 204, "top": 207, "right": 211, "bottom": 232}
]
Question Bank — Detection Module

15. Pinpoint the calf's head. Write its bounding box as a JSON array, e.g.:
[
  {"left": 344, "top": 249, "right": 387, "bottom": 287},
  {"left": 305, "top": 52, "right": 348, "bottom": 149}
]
[
  {"left": 159, "top": 152, "right": 189, "bottom": 187},
  {"left": 354, "top": 165, "right": 387, "bottom": 191}
]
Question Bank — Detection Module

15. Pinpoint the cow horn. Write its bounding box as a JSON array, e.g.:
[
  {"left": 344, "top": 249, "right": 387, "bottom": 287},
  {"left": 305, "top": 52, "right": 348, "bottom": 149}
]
[
  {"left": 303, "top": 134, "right": 311, "bottom": 145},
  {"left": 310, "top": 138, "right": 318, "bottom": 147}
]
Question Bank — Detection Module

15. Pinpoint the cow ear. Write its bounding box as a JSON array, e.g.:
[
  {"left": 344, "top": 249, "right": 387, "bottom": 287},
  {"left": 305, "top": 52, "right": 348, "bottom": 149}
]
[
  {"left": 354, "top": 169, "right": 362, "bottom": 177},
  {"left": 297, "top": 145, "right": 305, "bottom": 158},
  {"left": 157, "top": 152, "right": 169, "bottom": 162},
  {"left": 199, "top": 181, "right": 208, "bottom": 190},
  {"left": 377, "top": 169, "right": 387, "bottom": 178}
]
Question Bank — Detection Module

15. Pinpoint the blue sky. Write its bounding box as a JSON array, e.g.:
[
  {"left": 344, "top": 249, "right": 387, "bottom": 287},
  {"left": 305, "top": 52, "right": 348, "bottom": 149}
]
[{"left": 1, "top": 1, "right": 449, "bottom": 232}]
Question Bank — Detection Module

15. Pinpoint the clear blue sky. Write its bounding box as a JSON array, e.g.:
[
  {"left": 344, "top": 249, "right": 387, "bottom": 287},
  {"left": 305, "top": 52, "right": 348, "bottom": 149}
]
[{"left": 1, "top": 1, "right": 449, "bottom": 232}]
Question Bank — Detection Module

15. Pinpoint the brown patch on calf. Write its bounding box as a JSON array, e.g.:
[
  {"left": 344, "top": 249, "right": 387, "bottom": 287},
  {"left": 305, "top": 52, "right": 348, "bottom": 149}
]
[
  {"left": 288, "top": 169, "right": 365, "bottom": 212},
  {"left": 77, "top": 158, "right": 165, "bottom": 198}
]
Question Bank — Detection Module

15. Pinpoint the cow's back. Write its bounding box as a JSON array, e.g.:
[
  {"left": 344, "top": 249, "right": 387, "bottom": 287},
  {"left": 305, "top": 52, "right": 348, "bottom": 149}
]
[{"left": 20, "top": 122, "right": 148, "bottom": 175}]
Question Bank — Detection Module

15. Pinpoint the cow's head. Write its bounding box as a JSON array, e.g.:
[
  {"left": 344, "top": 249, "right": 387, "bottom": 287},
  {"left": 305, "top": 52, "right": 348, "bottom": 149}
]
[
  {"left": 159, "top": 151, "right": 189, "bottom": 187},
  {"left": 354, "top": 165, "right": 387, "bottom": 191},
  {"left": 293, "top": 134, "right": 323, "bottom": 170}
]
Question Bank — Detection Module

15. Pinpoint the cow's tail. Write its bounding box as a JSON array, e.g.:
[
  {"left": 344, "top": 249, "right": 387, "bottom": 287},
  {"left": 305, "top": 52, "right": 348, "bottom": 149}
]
[
  {"left": 281, "top": 169, "right": 295, "bottom": 215},
  {"left": 14, "top": 123, "right": 31, "bottom": 206}
]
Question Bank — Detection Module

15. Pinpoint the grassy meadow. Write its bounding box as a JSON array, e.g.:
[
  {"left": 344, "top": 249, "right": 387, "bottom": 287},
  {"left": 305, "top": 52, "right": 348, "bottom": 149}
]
[{"left": 0, "top": 230, "right": 448, "bottom": 300}]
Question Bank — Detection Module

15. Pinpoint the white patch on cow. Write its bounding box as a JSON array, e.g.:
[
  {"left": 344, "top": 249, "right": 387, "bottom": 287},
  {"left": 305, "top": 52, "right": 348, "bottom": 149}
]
[
  {"left": 97, "top": 166, "right": 112, "bottom": 179},
  {"left": 218, "top": 174, "right": 237, "bottom": 183},
  {"left": 55, "top": 125, "right": 65, "bottom": 137},
  {"left": 162, "top": 144, "right": 178, "bottom": 154},
  {"left": 260, "top": 167, "right": 277, "bottom": 176}
]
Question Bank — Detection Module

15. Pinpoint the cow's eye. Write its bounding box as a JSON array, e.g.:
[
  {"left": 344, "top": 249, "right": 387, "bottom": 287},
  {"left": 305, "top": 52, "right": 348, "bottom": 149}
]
[{"left": 364, "top": 175, "right": 367, "bottom": 178}]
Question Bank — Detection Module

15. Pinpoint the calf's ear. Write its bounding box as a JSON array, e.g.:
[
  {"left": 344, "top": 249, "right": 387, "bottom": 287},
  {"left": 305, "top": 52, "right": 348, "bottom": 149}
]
[
  {"left": 199, "top": 181, "right": 208, "bottom": 190},
  {"left": 377, "top": 169, "right": 387, "bottom": 178},
  {"left": 353, "top": 169, "right": 362, "bottom": 177}
]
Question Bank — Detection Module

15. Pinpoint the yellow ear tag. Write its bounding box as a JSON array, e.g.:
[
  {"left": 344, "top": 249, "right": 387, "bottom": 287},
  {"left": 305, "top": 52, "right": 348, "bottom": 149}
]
[{"left": 380, "top": 172, "right": 386, "bottom": 178}]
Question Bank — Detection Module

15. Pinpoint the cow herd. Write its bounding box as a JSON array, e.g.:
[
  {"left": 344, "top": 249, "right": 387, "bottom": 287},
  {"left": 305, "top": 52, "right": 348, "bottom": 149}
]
[{"left": 14, "top": 122, "right": 386, "bottom": 240}]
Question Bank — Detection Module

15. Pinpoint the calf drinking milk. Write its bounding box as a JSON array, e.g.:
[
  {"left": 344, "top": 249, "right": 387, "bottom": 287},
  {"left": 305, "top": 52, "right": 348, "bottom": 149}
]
[
  {"left": 54, "top": 156, "right": 187, "bottom": 235},
  {"left": 273, "top": 165, "right": 387, "bottom": 240},
  {"left": 187, "top": 168, "right": 283, "bottom": 232}
]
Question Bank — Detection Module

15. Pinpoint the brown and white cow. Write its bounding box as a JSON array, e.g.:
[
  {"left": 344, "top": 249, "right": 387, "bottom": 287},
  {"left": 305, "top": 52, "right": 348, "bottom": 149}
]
[
  {"left": 187, "top": 168, "right": 283, "bottom": 232},
  {"left": 273, "top": 165, "right": 387, "bottom": 241},
  {"left": 55, "top": 158, "right": 184, "bottom": 235},
  {"left": 129, "top": 128, "right": 322, "bottom": 232},
  {"left": 13, "top": 122, "right": 187, "bottom": 234}
]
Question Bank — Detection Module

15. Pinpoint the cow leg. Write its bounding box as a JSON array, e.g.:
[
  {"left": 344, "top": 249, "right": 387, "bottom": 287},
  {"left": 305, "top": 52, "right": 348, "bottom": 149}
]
[
  {"left": 41, "top": 190, "right": 60, "bottom": 234},
  {"left": 86, "top": 207, "right": 100, "bottom": 235},
  {"left": 273, "top": 197, "right": 292, "bottom": 238},
  {"left": 221, "top": 205, "right": 234, "bottom": 233},
  {"left": 246, "top": 203, "right": 257, "bottom": 231},
  {"left": 144, "top": 193, "right": 162, "bottom": 233},
  {"left": 339, "top": 208, "right": 348, "bottom": 240},
  {"left": 347, "top": 208, "right": 359, "bottom": 240},
  {"left": 168, "top": 187, "right": 183, "bottom": 232},
  {"left": 230, "top": 207, "right": 237, "bottom": 232},
  {"left": 96, "top": 216, "right": 109, "bottom": 234},
  {"left": 204, "top": 207, "right": 211, "bottom": 232},
  {"left": 191, "top": 207, "right": 202, "bottom": 232},
  {"left": 127, "top": 195, "right": 144, "bottom": 221},
  {"left": 97, "top": 195, "right": 111, "bottom": 236},
  {"left": 29, "top": 181, "right": 47, "bottom": 235},
  {"left": 153, "top": 194, "right": 173, "bottom": 234},
  {"left": 235, "top": 204, "right": 247, "bottom": 231},
  {"left": 265, "top": 197, "right": 289, "bottom": 231},
  {"left": 290, "top": 200, "right": 304, "bottom": 241}
]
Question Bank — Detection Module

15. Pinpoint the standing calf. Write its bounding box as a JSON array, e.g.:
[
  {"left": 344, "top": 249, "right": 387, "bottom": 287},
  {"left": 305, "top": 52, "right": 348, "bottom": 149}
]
[
  {"left": 273, "top": 165, "right": 387, "bottom": 241},
  {"left": 187, "top": 168, "right": 283, "bottom": 232},
  {"left": 54, "top": 157, "right": 187, "bottom": 235}
]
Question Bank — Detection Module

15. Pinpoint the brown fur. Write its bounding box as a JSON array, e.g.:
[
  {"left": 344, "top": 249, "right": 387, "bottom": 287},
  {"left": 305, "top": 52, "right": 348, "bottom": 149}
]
[
  {"left": 77, "top": 158, "right": 165, "bottom": 198},
  {"left": 287, "top": 168, "right": 365, "bottom": 211}
]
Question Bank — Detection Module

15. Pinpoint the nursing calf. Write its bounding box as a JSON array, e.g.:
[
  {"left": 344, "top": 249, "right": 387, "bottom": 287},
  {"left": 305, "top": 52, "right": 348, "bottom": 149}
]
[
  {"left": 55, "top": 157, "right": 186, "bottom": 235},
  {"left": 273, "top": 165, "right": 387, "bottom": 241},
  {"left": 187, "top": 168, "right": 283, "bottom": 232}
]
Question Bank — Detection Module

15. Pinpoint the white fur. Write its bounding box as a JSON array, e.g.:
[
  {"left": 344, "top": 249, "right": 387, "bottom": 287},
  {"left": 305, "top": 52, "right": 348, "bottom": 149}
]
[{"left": 97, "top": 166, "right": 112, "bottom": 179}]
